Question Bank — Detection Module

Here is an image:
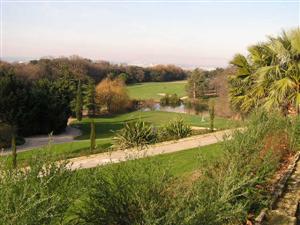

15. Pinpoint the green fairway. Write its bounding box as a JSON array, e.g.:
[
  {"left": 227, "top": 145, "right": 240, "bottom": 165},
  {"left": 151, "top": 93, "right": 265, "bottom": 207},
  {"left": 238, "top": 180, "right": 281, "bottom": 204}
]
[
  {"left": 127, "top": 81, "right": 187, "bottom": 100},
  {"left": 73, "top": 111, "right": 237, "bottom": 140}
]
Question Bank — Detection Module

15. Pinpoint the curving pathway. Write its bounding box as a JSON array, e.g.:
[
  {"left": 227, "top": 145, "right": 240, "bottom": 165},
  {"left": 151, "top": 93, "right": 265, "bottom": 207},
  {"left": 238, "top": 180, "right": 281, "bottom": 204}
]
[
  {"left": 67, "top": 129, "right": 236, "bottom": 170},
  {"left": 1, "top": 126, "right": 81, "bottom": 155}
]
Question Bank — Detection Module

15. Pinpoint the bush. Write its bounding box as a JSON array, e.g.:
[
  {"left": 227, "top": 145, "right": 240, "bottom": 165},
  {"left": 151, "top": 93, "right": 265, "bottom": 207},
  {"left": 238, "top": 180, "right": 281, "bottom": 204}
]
[
  {"left": 76, "top": 158, "right": 182, "bottom": 225},
  {"left": 0, "top": 153, "right": 80, "bottom": 225},
  {"left": 113, "top": 120, "right": 157, "bottom": 150},
  {"left": 160, "top": 94, "right": 181, "bottom": 107},
  {"left": 161, "top": 117, "right": 192, "bottom": 140}
]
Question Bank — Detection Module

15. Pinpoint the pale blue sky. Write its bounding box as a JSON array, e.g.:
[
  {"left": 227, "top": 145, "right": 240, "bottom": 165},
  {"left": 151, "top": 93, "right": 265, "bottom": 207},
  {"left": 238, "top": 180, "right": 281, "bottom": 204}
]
[{"left": 1, "top": 1, "right": 299, "bottom": 68}]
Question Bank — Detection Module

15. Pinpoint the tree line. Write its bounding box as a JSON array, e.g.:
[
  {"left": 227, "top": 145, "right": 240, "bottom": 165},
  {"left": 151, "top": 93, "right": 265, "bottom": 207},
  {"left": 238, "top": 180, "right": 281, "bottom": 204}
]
[{"left": 4, "top": 56, "right": 187, "bottom": 84}]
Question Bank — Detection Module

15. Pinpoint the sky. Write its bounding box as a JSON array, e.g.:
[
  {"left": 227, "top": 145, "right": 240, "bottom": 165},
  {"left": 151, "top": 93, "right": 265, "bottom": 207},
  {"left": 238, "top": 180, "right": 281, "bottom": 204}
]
[{"left": 1, "top": 0, "right": 299, "bottom": 69}]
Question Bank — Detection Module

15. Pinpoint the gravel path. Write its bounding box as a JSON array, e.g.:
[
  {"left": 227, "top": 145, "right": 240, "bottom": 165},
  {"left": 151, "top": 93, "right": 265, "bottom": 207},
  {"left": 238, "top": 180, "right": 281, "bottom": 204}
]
[
  {"left": 1, "top": 126, "right": 81, "bottom": 155},
  {"left": 68, "top": 129, "right": 235, "bottom": 170}
]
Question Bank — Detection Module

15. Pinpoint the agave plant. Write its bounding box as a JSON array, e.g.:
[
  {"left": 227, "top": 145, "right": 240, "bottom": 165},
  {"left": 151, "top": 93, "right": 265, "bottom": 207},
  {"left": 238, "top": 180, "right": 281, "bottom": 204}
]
[
  {"left": 229, "top": 28, "right": 300, "bottom": 116},
  {"left": 113, "top": 120, "right": 157, "bottom": 150}
]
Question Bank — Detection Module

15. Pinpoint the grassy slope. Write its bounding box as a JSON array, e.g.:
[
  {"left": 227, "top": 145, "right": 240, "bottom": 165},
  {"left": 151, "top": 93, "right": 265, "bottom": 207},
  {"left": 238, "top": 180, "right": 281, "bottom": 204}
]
[
  {"left": 152, "top": 143, "right": 222, "bottom": 176},
  {"left": 127, "top": 81, "right": 187, "bottom": 100},
  {"left": 73, "top": 111, "right": 236, "bottom": 140},
  {"left": 78, "top": 143, "right": 222, "bottom": 177}
]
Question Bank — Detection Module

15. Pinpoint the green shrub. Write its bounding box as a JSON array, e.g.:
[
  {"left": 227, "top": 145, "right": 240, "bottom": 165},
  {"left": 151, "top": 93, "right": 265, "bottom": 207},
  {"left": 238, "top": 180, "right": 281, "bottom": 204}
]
[
  {"left": 160, "top": 94, "right": 181, "bottom": 107},
  {"left": 113, "top": 120, "right": 157, "bottom": 150},
  {"left": 0, "top": 153, "right": 80, "bottom": 225},
  {"left": 161, "top": 117, "right": 192, "bottom": 140},
  {"left": 76, "top": 158, "right": 182, "bottom": 225}
]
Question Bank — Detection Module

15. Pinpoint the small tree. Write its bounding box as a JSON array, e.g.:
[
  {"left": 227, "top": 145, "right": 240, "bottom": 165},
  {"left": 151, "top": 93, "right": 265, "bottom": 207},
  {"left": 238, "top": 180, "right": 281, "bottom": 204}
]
[
  {"left": 75, "top": 80, "right": 83, "bottom": 121},
  {"left": 90, "top": 119, "right": 96, "bottom": 152},
  {"left": 186, "top": 69, "right": 208, "bottom": 99},
  {"left": 96, "top": 78, "right": 129, "bottom": 114},
  {"left": 209, "top": 100, "right": 215, "bottom": 132}
]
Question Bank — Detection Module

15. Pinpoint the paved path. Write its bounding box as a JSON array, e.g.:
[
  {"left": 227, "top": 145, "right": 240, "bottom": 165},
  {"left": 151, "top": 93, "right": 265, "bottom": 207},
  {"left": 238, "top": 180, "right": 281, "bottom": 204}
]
[
  {"left": 1, "top": 126, "right": 81, "bottom": 155},
  {"left": 68, "top": 129, "right": 235, "bottom": 170}
]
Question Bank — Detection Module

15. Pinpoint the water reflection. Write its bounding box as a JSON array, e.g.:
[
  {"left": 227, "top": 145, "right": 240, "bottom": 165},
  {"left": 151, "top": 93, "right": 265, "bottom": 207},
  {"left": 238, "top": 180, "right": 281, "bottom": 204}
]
[{"left": 142, "top": 103, "right": 204, "bottom": 114}]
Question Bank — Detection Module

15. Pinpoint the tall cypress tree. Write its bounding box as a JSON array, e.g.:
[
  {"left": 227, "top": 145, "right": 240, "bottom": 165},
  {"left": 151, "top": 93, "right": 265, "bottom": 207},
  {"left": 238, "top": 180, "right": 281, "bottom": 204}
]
[
  {"left": 86, "top": 79, "right": 96, "bottom": 117},
  {"left": 209, "top": 100, "right": 215, "bottom": 132},
  {"left": 75, "top": 80, "right": 83, "bottom": 121},
  {"left": 90, "top": 119, "right": 96, "bottom": 152}
]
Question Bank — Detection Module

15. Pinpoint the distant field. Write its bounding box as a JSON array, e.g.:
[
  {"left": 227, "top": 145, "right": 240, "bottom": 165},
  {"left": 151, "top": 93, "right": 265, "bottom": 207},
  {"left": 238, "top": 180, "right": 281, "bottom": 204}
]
[{"left": 127, "top": 81, "right": 187, "bottom": 100}]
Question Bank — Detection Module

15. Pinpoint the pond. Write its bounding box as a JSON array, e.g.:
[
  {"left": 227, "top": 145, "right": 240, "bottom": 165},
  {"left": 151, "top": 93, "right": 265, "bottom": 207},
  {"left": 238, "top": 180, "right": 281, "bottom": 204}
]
[{"left": 141, "top": 103, "right": 208, "bottom": 115}]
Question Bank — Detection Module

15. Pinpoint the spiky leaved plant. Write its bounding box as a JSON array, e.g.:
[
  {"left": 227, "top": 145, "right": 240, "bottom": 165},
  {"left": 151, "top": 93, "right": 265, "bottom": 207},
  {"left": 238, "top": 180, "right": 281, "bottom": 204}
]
[
  {"left": 162, "top": 117, "right": 192, "bottom": 140},
  {"left": 113, "top": 120, "right": 157, "bottom": 150}
]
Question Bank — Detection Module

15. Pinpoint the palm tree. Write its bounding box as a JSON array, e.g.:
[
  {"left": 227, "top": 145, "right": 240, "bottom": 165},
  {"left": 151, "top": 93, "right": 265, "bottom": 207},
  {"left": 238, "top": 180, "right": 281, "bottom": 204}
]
[{"left": 229, "top": 28, "right": 300, "bottom": 116}]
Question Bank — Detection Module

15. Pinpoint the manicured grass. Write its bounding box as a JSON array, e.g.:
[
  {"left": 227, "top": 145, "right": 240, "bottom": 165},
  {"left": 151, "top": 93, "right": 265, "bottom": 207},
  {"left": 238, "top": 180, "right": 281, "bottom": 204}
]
[
  {"left": 73, "top": 111, "right": 237, "bottom": 140},
  {"left": 3, "top": 138, "right": 112, "bottom": 166},
  {"left": 151, "top": 143, "right": 222, "bottom": 176},
  {"left": 127, "top": 81, "right": 187, "bottom": 100}
]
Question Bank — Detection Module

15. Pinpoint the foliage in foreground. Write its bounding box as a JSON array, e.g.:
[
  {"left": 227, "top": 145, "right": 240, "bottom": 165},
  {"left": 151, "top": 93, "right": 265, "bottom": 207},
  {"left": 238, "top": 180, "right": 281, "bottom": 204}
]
[
  {"left": 0, "top": 154, "right": 81, "bottom": 225},
  {"left": 183, "top": 112, "right": 296, "bottom": 224},
  {"left": 0, "top": 112, "right": 298, "bottom": 225},
  {"left": 74, "top": 159, "right": 180, "bottom": 225}
]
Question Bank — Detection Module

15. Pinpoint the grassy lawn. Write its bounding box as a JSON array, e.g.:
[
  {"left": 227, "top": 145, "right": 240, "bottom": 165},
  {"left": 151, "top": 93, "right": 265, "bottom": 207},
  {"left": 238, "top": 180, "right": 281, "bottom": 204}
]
[
  {"left": 3, "top": 138, "right": 112, "bottom": 166},
  {"left": 127, "top": 81, "right": 187, "bottom": 100},
  {"left": 150, "top": 143, "right": 222, "bottom": 176},
  {"left": 73, "top": 111, "right": 237, "bottom": 140}
]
